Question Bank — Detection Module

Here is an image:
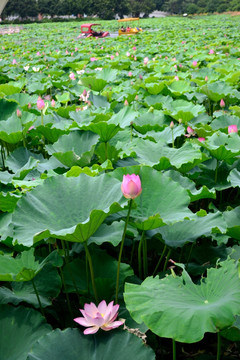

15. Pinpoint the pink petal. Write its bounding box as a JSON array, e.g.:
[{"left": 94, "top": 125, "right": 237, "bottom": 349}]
[
  {"left": 98, "top": 300, "right": 107, "bottom": 314},
  {"left": 84, "top": 302, "right": 98, "bottom": 316},
  {"left": 84, "top": 326, "right": 99, "bottom": 335},
  {"left": 74, "top": 317, "right": 92, "bottom": 327},
  {"left": 101, "top": 321, "right": 123, "bottom": 331}
]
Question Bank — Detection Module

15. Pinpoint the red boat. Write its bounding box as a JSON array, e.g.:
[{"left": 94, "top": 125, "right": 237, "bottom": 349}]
[{"left": 80, "top": 23, "right": 109, "bottom": 38}]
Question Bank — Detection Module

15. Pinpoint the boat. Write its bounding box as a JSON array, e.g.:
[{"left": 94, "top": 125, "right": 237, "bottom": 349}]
[
  {"left": 79, "top": 23, "right": 109, "bottom": 38},
  {"left": 118, "top": 18, "right": 142, "bottom": 36}
]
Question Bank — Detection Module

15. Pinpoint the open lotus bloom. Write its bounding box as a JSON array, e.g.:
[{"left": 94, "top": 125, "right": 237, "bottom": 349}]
[
  {"left": 121, "top": 174, "right": 142, "bottom": 199},
  {"left": 74, "top": 300, "right": 123, "bottom": 335},
  {"left": 228, "top": 125, "right": 238, "bottom": 134}
]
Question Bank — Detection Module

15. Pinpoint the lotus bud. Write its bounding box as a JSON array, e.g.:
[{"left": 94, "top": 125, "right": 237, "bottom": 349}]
[
  {"left": 124, "top": 99, "right": 129, "bottom": 106},
  {"left": 51, "top": 99, "right": 55, "bottom": 107},
  {"left": 16, "top": 109, "right": 22, "bottom": 117},
  {"left": 170, "top": 121, "right": 174, "bottom": 129},
  {"left": 37, "top": 97, "right": 45, "bottom": 110},
  {"left": 198, "top": 137, "right": 205, "bottom": 142},
  {"left": 220, "top": 99, "right": 225, "bottom": 108},
  {"left": 205, "top": 76, "right": 208, "bottom": 81},
  {"left": 121, "top": 174, "right": 142, "bottom": 199}
]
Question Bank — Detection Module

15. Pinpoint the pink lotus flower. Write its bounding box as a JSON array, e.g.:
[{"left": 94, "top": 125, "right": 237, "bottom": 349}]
[
  {"left": 16, "top": 109, "right": 22, "bottom": 117},
  {"left": 128, "top": 71, "right": 132, "bottom": 77},
  {"left": 143, "top": 57, "right": 149, "bottom": 65},
  {"left": 132, "top": 46, "right": 136, "bottom": 50},
  {"left": 126, "top": 51, "right": 130, "bottom": 57},
  {"left": 185, "top": 126, "right": 195, "bottom": 137},
  {"left": 121, "top": 174, "right": 142, "bottom": 199},
  {"left": 175, "top": 76, "right": 179, "bottom": 81},
  {"left": 110, "top": 55, "right": 114, "bottom": 60},
  {"left": 36, "top": 51, "right": 41, "bottom": 56},
  {"left": 90, "top": 57, "right": 97, "bottom": 62},
  {"left": 74, "top": 300, "right": 123, "bottom": 335},
  {"left": 37, "top": 97, "right": 45, "bottom": 110},
  {"left": 198, "top": 137, "right": 205, "bottom": 142},
  {"left": 51, "top": 99, "right": 55, "bottom": 107},
  {"left": 220, "top": 99, "right": 225, "bottom": 108},
  {"left": 12, "top": 59, "right": 17, "bottom": 65},
  {"left": 228, "top": 125, "right": 238, "bottom": 134},
  {"left": 116, "top": 52, "right": 119, "bottom": 56},
  {"left": 192, "top": 61, "right": 197, "bottom": 67},
  {"left": 170, "top": 121, "right": 174, "bottom": 129},
  {"left": 124, "top": 99, "right": 129, "bottom": 106},
  {"left": 209, "top": 49, "right": 214, "bottom": 54},
  {"left": 205, "top": 76, "right": 208, "bottom": 81},
  {"left": 69, "top": 72, "right": 75, "bottom": 80}
]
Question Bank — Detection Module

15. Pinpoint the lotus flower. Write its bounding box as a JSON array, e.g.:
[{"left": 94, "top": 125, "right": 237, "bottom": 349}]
[
  {"left": 209, "top": 49, "right": 214, "bottom": 54},
  {"left": 228, "top": 125, "right": 238, "bottom": 134},
  {"left": 51, "top": 99, "right": 55, "bottom": 107},
  {"left": 74, "top": 300, "right": 123, "bottom": 335},
  {"left": 143, "top": 57, "right": 149, "bottom": 65},
  {"left": 37, "top": 97, "right": 45, "bottom": 110},
  {"left": 69, "top": 72, "right": 75, "bottom": 80},
  {"left": 121, "top": 174, "right": 142, "bottom": 199},
  {"left": 16, "top": 109, "right": 22, "bottom": 117},
  {"left": 192, "top": 60, "right": 197, "bottom": 67},
  {"left": 198, "top": 137, "right": 205, "bottom": 142},
  {"left": 220, "top": 99, "right": 225, "bottom": 108}
]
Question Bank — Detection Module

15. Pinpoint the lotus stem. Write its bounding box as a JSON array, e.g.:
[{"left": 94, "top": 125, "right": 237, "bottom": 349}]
[
  {"left": 215, "top": 159, "right": 219, "bottom": 183},
  {"left": 217, "top": 332, "right": 221, "bottom": 360},
  {"left": 31, "top": 278, "right": 45, "bottom": 317},
  {"left": 105, "top": 142, "right": 108, "bottom": 160},
  {"left": 143, "top": 232, "right": 148, "bottom": 278},
  {"left": 163, "top": 248, "right": 172, "bottom": 272},
  {"left": 84, "top": 242, "right": 99, "bottom": 303},
  {"left": 153, "top": 244, "right": 167, "bottom": 276},
  {"left": 138, "top": 231, "right": 145, "bottom": 279},
  {"left": 115, "top": 199, "right": 133, "bottom": 303},
  {"left": 41, "top": 110, "right": 44, "bottom": 126},
  {"left": 172, "top": 339, "right": 177, "bottom": 360},
  {"left": 171, "top": 129, "right": 175, "bottom": 148}
]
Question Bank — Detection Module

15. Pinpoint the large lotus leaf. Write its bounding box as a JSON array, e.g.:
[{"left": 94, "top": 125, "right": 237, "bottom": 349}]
[
  {"left": 0, "top": 115, "right": 23, "bottom": 143},
  {"left": 6, "top": 93, "right": 38, "bottom": 108},
  {"left": 0, "top": 84, "right": 20, "bottom": 96},
  {"left": 5, "top": 147, "right": 43, "bottom": 172},
  {"left": 200, "top": 81, "right": 236, "bottom": 102},
  {"left": 108, "top": 106, "right": 138, "bottom": 128},
  {"left": 88, "top": 93, "right": 110, "bottom": 108},
  {"left": 45, "top": 131, "right": 99, "bottom": 168},
  {"left": 145, "top": 125, "right": 185, "bottom": 144},
  {"left": 88, "top": 221, "right": 126, "bottom": 246},
  {"left": 0, "top": 99, "right": 18, "bottom": 120},
  {"left": 167, "top": 80, "right": 192, "bottom": 96},
  {"left": 0, "top": 305, "right": 51, "bottom": 360},
  {"left": 211, "top": 114, "right": 240, "bottom": 131},
  {"left": 12, "top": 174, "right": 127, "bottom": 246},
  {"left": 79, "top": 122, "right": 120, "bottom": 142},
  {"left": 0, "top": 191, "right": 21, "bottom": 212},
  {"left": 0, "top": 248, "right": 61, "bottom": 281},
  {"left": 145, "top": 81, "right": 165, "bottom": 95},
  {"left": 118, "top": 138, "right": 204, "bottom": 172},
  {"left": 124, "top": 259, "right": 240, "bottom": 343},
  {"left": 221, "top": 316, "right": 240, "bottom": 341},
  {"left": 63, "top": 249, "right": 133, "bottom": 300},
  {"left": 228, "top": 169, "right": 240, "bottom": 188},
  {"left": 162, "top": 99, "right": 205, "bottom": 123},
  {"left": 149, "top": 211, "right": 226, "bottom": 248},
  {"left": 0, "top": 264, "right": 61, "bottom": 308},
  {"left": 223, "top": 206, "right": 240, "bottom": 241},
  {"left": 165, "top": 169, "right": 216, "bottom": 202},
  {"left": 27, "top": 328, "right": 155, "bottom": 360},
  {"left": 132, "top": 111, "right": 168, "bottom": 133},
  {"left": 111, "top": 166, "right": 192, "bottom": 230},
  {"left": 202, "top": 132, "right": 240, "bottom": 162},
  {"left": 80, "top": 76, "right": 107, "bottom": 92},
  {"left": 96, "top": 68, "right": 119, "bottom": 82}
]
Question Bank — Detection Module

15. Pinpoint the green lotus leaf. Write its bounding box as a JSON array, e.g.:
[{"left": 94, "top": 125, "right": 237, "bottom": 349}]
[
  {"left": 145, "top": 82, "right": 165, "bottom": 95},
  {"left": 6, "top": 93, "right": 38, "bottom": 108},
  {"left": 0, "top": 115, "right": 23, "bottom": 143},
  {"left": 200, "top": 81, "right": 236, "bottom": 102},
  {"left": 96, "top": 68, "right": 119, "bottom": 82},
  {"left": 79, "top": 122, "right": 120, "bottom": 142},
  {"left": 223, "top": 206, "right": 240, "bottom": 241},
  {"left": 111, "top": 166, "right": 192, "bottom": 230},
  {"left": 132, "top": 111, "right": 168, "bottom": 133},
  {"left": 202, "top": 132, "right": 240, "bottom": 162},
  {"left": 149, "top": 211, "right": 226, "bottom": 248},
  {"left": 56, "top": 92, "right": 71, "bottom": 104},
  {"left": 0, "top": 84, "right": 21, "bottom": 97},
  {"left": 228, "top": 169, "right": 240, "bottom": 188},
  {"left": 0, "top": 305, "right": 51, "bottom": 360},
  {"left": 162, "top": 99, "right": 205, "bottom": 122},
  {"left": 0, "top": 191, "right": 21, "bottom": 212},
  {"left": 88, "top": 93, "right": 110, "bottom": 108},
  {"left": 167, "top": 80, "right": 192, "bottom": 96},
  {"left": 0, "top": 248, "right": 61, "bottom": 281},
  {"left": 0, "top": 99, "right": 18, "bottom": 120},
  {"left": 0, "top": 264, "right": 61, "bottom": 308},
  {"left": 80, "top": 76, "right": 107, "bottom": 92},
  {"left": 211, "top": 115, "right": 240, "bottom": 131},
  {"left": 12, "top": 173, "right": 127, "bottom": 246},
  {"left": 45, "top": 131, "right": 99, "bottom": 168},
  {"left": 5, "top": 147, "right": 43, "bottom": 173},
  {"left": 124, "top": 259, "right": 240, "bottom": 343},
  {"left": 27, "top": 328, "right": 155, "bottom": 360},
  {"left": 221, "top": 316, "right": 240, "bottom": 341},
  {"left": 108, "top": 106, "right": 138, "bottom": 128},
  {"left": 88, "top": 221, "right": 125, "bottom": 246}
]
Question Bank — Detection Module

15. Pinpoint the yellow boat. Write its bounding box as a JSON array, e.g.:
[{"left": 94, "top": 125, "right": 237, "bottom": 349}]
[{"left": 118, "top": 18, "right": 142, "bottom": 36}]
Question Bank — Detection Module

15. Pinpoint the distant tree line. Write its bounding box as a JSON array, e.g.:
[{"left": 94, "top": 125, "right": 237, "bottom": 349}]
[{"left": 2, "top": 0, "right": 240, "bottom": 20}]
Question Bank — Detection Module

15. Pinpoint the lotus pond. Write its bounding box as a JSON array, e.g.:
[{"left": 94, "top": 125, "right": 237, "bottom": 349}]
[{"left": 0, "top": 14, "right": 240, "bottom": 360}]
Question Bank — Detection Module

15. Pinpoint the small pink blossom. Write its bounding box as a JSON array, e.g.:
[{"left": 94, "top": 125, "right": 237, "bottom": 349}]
[
  {"left": 51, "top": 99, "right": 55, "bottom": 107},
  {"left": 170, "top": 121, "right": 174, "bottom": 129},
  {"left": 143, "top": 57, "right": 149, "bottom": 65},
  {"left": 12, "top": 59, "right": 17, "bottom": 65},
  {"left": 209, "top": 49, "right": 214, "bottom": 54},
  {"left": 69, "top": 72, "right": 75, "bottom": 80},
  {"left": 124, "top": 99, "right": 129, "bottom": 106},
  {"left": 175, "top": 76, "right": 179, "bottom": 81},
  {"left": 28, "top": 125, "right": 35, "bottom": 131},
  {"left": 36, "top": 51, "right": 41, "bottom": 56},
  {"left": 116, "top": 52, "right": 119, "bottom": 56},
  {"left": 228, "top": 125, "right": 238, "bottom": 134},
  {"left": 128, "top": 71, "right": 132, "bottom": 77},
  {"left": 121, "top": 174, "right": 142, "bottom": 199},
  {"left": 66, "top": 50, "right": 69, "bottom": 55},
  {"left": 74, "top": 300, "right": 123, "bottom": 335},
  {"left": 220, "top": 99, "right": 225, "bottom": 108},
  {"left": 205, "top": 76, "right": 208, "bottom": 82},
  {"left": 90, "top": 57, "right": 97, "bottom": 62},
  {"left": 126, "top": 51, "right": 130, "bottom": 57},
  {"left": 185, "top": 126, "right": 195, "bottom": 137},
  {"left": 16, "top": 109, "right": 22, "bottom": 117},
  {"left": 132, "top": 46, "right": 136, "bottom": 50},
  {"left": 198, "top": 137, "right": 205, "bottom": 142},
  {"left": 37, "top": 97, "right": 45, "bottom": 111},
  {"left": 110, "top": 55, "right": 114, "bottom": 60},
  {"left": 192, "top": 61, "right": 198, "bottom": 67}
]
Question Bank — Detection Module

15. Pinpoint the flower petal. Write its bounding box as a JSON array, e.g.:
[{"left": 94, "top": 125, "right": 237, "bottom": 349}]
[
  {"left": 74, "top": 317, "right": 92, "bottom": 327},
  {"left": 83, "top": 326, "right": 99, "bottom": 335}
]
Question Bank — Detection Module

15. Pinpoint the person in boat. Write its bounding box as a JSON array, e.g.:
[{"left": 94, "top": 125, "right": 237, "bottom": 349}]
[
  {"left": 121, "top": 26, "right": 126, "bottom": 32},
  {"left": 126, "top": 26, "right": 131, "bottom": 32}
]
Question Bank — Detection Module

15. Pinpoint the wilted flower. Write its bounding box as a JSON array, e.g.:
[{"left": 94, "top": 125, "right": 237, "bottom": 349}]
[
  {"left": 121, "top": 174, "right": 142, "bottom": 199},
  {"left": 74, "top": 300, "right": 123, "bottom": 335},
  {"left": 37, "top": 97, "right": 45, "bottom": 110},
  {"left": 220, "top": 99, "right": 225, "bottom": 108},
  {"left": 228, "top": 125, "right": 238, "bottom": 134}
]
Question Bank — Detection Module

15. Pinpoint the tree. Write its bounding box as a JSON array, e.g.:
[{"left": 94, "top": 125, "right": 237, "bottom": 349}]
[
  {"left": 163, "top": 0, "right": 183, "bottom": 14},
  {"left": 129, "top": 0, "right": 156, "bottom": 17}
]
